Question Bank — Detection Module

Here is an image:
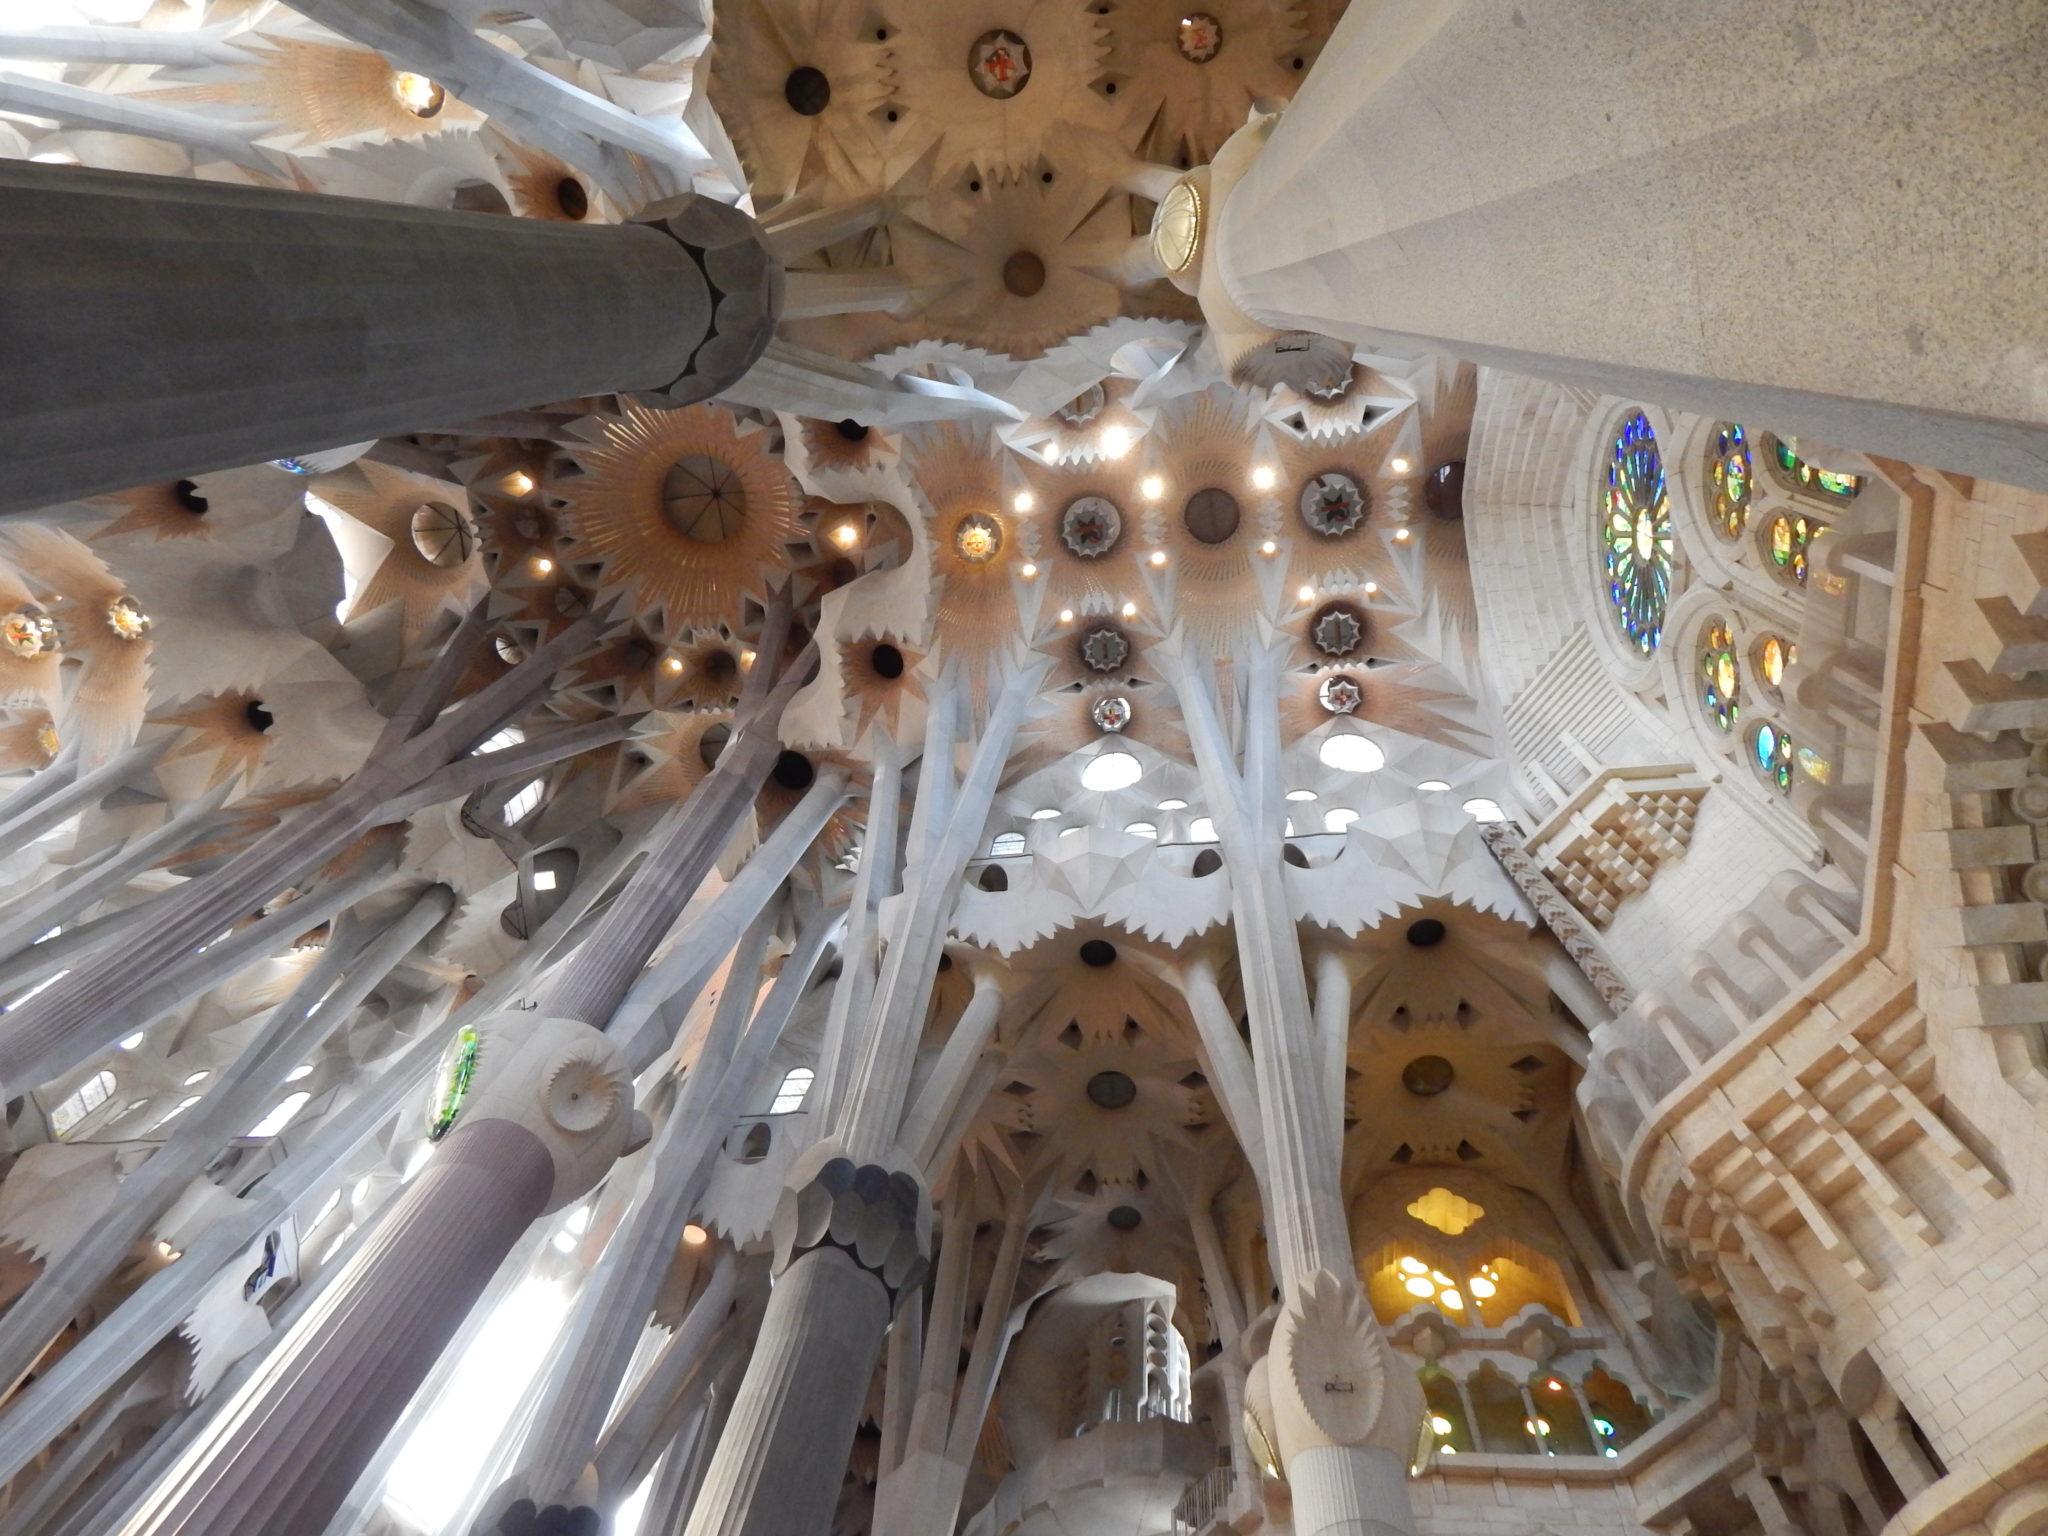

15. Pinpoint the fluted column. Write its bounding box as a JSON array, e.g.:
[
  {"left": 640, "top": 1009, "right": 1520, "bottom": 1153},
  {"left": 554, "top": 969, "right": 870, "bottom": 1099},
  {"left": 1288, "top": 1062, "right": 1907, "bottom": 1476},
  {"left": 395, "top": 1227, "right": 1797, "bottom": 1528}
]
[
  {"left": 116, "top": 1119, "right": 556, "bottom": 1536},
  {"left": 0, "top": 160, "right": 779, "bottom": 513},
  {"left": 1206, "top": 0, "right": 2048, "bottom": 492}
]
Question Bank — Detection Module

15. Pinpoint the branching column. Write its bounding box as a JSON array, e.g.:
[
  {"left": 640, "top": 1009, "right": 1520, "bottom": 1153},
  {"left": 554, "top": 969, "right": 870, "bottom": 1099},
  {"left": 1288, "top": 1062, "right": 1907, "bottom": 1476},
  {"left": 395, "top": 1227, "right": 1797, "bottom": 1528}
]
[
  {"left": 1174, "top": 646, "right": 1419, "bottom": 1536},
  {"left": 0, "top": 160, "right": 779, "bottom": 513}
]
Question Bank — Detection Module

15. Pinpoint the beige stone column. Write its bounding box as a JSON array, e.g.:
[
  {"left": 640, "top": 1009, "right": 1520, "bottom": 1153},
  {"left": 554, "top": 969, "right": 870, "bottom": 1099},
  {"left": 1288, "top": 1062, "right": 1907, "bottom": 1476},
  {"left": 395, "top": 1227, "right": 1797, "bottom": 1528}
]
[{"left": 1204, "top": 0, "right": 2048, "bottom": 492}]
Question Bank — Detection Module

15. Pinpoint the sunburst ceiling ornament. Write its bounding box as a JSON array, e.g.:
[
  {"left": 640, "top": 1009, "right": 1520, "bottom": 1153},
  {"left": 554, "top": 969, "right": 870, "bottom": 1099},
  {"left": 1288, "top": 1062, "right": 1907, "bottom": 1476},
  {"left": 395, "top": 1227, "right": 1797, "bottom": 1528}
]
[
  {"left": 1311, "top": 604, "right": 1366, "bottom": 659},
  {"left": 968, "top": 29, "right": 1033, "bottom": 97},
  {"left": 1319, "top": 675, "right": 1363, "bottom": 714},
  {"left": 1176, "top": 13, "right": 1224, "bottom": 61},
  {"left": 1299, "top": 471, "right": 1368, "bottom": 536},
  {"left": 391, "top": 72, "right": 444, "bottom": 118},
  {"left": 2, "top": 611, "right": 56, "bottom": 660},
  {"left": 561, "top": 404, "right": 798, "bottom": 634},
  {"left": 1061, "top": 496, "right": 1122, "bottom": 559},
  {"left": 1081, "top": 627, "right": 1130, "bottom": 673},
  {"left": 105, "top": 597, "right": 150, "bottom": 641},
  {"left": 954, "top": 511, "right": 1003, "bottom": 564}
]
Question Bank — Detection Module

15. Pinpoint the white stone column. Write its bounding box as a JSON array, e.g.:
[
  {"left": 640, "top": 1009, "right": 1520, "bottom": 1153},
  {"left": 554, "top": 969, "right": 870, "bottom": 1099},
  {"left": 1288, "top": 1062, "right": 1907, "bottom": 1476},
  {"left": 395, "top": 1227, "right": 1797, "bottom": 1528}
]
[{"left": 1208, "top": 0, "right": 2048, "bottom": 492}]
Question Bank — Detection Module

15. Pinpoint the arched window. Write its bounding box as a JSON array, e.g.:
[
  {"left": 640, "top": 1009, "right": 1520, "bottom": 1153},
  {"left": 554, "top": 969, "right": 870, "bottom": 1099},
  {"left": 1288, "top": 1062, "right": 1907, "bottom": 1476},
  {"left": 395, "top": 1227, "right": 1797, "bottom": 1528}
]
[
  {"left": 1769, "top": 435, "right": 1861, "bottom": 500},
  {"left": 768, "top": 1066, "right": 814, "bottom": 1115},
  {"left": 502, "top": 778, "right": 545, "bottom": 826},
  {"left": 1753, "top": 721, "right": 1796, "bottom": 791},
  {"left": 1600, "top": 411, "right": 1674, "bottom": 654},
  {"left": 1706, "top": 422, "right": 1752, "bottom": 538},
  {"left": 247, "top": 1091, "right": 311, "bottom": 1139},
  {"left": 49, "top": 1069, "right": 115, "bottom": 1137},
  {"left": 1753, "top": 634, "right": 1796, "bottom": 695},
  {"left": 1699, "top": 619, "right": 1740, "bottom": 731},
  {"left": 1761, "top": 511, "right": 1826, "bottom": 587},
  {"left": 988, "top": 831, "right": 1027, "bottom": 857}
]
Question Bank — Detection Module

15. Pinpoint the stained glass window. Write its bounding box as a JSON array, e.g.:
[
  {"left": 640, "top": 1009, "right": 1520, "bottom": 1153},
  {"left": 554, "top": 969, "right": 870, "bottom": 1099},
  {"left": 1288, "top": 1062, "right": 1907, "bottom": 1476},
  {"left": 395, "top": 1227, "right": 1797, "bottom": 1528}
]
[
  {"left": 1601, "top": 412, "right": 1673, "bottom": 653},
  {"left": 1707, "top": 424, "right": 1751, "bottom": 538},
  {"left": 1756, "top": 635, "right": 1794, "bottom": 690},
  {"left": 1764, "top": 513, "right": 1823, "bottom": 586},
  {"left": 1752, "top": 722, "right": 1795, "bottom": 791},
  {"left": 1772, "top": 436, "right": 1861, "bottom": 499},
  {"left": 1699, "top": 620, "right": 1739, "bottom": 731},
  {"left": 429, "top": 1024, "right": 480, "bottom": 1140}
]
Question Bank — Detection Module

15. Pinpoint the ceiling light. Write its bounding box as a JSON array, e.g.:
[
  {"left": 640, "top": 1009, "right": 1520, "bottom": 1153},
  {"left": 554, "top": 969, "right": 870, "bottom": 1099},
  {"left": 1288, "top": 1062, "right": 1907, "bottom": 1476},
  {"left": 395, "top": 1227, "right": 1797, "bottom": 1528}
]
[
  {"left": 1081, "top": 751, "right": 1143, "bottom": 792},
  {"left": 683, "top": 1223, "right": 709, "bottom": 1246},
  {"left": 505, "top": 471, "right": 534, "bottom": 496},
  {"left": 1297, "top": 585, "right": 1315, "bottom": 603},
  {"left": 830, "top": 523, "right": 860, "bottom": 548},
  {"left": 1319, "top": 733, "right": 1385, "bottom": 773},
  {"left": 1394, "top": 527, "right": 1411, "bottom": 542},
  {"left": 1417, "top": 779, "right": 1449, "bottom": 792},
  {"left": 1148, "top": 550, "right": 1167, "bottom": 567},
  {"left": 1058, "top": 608, "right": 1074, "bottom": 624},
  {"left": 531, "top": 557, "right": 553, "bottom": 575},
  {"left": 1286, "top": 789, "right": 1317, "bottom": 802},
  {"left": 1140, "top": 474, "right": 1165, "bottom": 500},
  {"left": 1363, "top": 581, "right": 1379, "bottom": 595},
  {"left": 740, "top": 649, "right": 757, "bottom": 667},
  {"left": 1101, "top": 426, "right": 1133, "bottom": 459},
  {"left": 1389, "top": 457, "right": 1411, "bottom": 474},
  {"left": 1030, "top": 807, "right": 1061, "bottom": 820},
  {"left": 1121, "top": 600, "right": 1137, "bottom": 618},
  {"left": 1013, "top": 490, "right": 1035, "bottom": 513},
  {"left": 1021, "top": 562, "right": 1039, "bottom": 578},
  {"left": 664, "top": 656, "right": 684, "bottom": 673},
  {"left": 1259, "top": 540, "right": 1277, "bottom": 556},
  {"left": 1250, "top": 465, "right": 1276, "bottom": 490}
]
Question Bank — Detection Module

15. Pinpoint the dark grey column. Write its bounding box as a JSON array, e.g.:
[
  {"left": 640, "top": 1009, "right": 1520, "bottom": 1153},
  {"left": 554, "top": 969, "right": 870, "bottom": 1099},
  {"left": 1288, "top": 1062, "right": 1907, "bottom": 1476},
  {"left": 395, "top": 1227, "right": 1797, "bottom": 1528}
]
[{"left": 0, "top": 161, "right": 779, "bottom": 513}]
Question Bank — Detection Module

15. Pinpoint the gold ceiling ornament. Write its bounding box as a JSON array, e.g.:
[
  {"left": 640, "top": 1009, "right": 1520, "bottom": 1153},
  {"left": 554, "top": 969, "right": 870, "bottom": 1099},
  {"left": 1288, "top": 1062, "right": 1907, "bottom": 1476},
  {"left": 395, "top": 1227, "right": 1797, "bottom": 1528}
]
[
  {"left": 154, "top": 39, "right": 482, "bottom": 152},
  {"left": 1276, "top": 412, "right": 1408, "bottom": 593},
  {"left": 1038, "top": 461, "right": 1143, "bottom": 613},
  {"left": 311, "top": 460, "right": 488, "bottom": 644},
  {"left": 0, "top": 525, "right": 146, "bottom": 766},
  {"left": 913, "top": 425, "right": 1026, "bottom": 686},
  {"left": 561, "top": 404, "right": 799, "bottom": 635},
  {"left": 704, "top": 0, "right": 897, "bottom": 206},
  {"left": 886, "top": 0, "right": 1114, "bottom": 184},
  {"left": 157, "top": 691, "right": 277, "bottom": 790},
  {"left": 1149, "top": 178, "right": 1204, "bottom": 279}
]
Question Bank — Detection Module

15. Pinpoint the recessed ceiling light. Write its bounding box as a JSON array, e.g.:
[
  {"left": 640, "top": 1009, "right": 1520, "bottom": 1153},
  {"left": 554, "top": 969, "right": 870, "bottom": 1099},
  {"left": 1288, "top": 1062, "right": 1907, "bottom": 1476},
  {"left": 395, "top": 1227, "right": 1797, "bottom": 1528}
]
[
  {"left": 1013, "top": 490, "right": 1035, "bottom": 512},
  {"left": 1250, "top": 465, "right": 1276, "bottom": 490},
  {"left": 1058, "top": 608, "right": 1074, "bottom": 623},
  {"left": 1148, "top": 550, "right": 1167, "bottom": 567},
  {"left": 1102, "top": 426, "right": 1133, "bottom": 459},
  {"left": 1121, "top": 600, "right": 1137, "bottom": 617},
  {"left": 1021, "top": 562, "right": 1038, "bottom": 578},
  {"left": 1081, "top": 751, "right": 1143, "bottom": 792},
  {"left": 1319, "top": 733, "right": 1385, "bottom": 773},
  {"left": 1140, "top": 474, "right": 1165, "bottom": 500},
  {"left": 1389, "top": 457, "right": 1411, "bottom": 474}
]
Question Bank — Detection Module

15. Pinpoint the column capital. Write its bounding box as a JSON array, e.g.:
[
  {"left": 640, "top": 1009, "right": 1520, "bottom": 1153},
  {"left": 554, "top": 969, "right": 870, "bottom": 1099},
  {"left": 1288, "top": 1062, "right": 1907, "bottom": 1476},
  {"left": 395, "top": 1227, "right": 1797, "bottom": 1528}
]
[
  {"left": 770, "top": 1146, "right": 930, "bottom": 1299},
  {"left": 632, "top": 194, "right": 783, "bottom": 409}
]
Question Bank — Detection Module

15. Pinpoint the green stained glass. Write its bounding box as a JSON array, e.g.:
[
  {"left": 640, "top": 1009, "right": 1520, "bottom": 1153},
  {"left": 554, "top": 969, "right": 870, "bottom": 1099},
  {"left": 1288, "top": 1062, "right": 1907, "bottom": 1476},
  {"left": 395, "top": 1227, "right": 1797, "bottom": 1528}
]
[
  {"left": 1708, "top": 423, "right": 1751, "bottom": 539},
  {"left": 1700, "top": 619, "right": 1740, "bottom": 731},
  {"left": 1766, "top": 513, "right": 1822, "bottom": 586},
  {"left": 1601, "top": 411, "right": 1673, "bottom": 654},
  {"left": 1753, "top": 722, "right": 1795, "bottom": 792},
  {"left": 1773, "top": 436, "right": 1861, "bottom": 499},
  {"left": 429, "top": 1024, "right": 481, "bottom": 1141}
]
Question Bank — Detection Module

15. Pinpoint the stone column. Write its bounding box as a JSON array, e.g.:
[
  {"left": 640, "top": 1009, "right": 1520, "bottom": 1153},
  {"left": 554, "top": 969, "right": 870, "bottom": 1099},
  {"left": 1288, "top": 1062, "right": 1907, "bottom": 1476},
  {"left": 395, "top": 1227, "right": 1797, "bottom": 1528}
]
[
  {"left": 116, "top": 1118, "right": 559, "bottom": 1536},
  {"left": 0, "top": 160, "right": 780, "bottom": 513},
  {"left": 1200, "top": 0, "right": 2048, "bottom": 493}
]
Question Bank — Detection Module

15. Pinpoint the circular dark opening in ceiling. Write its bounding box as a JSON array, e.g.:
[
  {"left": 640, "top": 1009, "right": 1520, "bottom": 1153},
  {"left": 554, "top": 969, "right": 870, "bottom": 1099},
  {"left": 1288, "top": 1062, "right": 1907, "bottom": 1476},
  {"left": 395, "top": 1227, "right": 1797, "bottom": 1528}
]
[
  {"left": 1002, "top": 250, "right": 1047, "bottom": 298},
  {"left": 172, "top": 479, "right": 208, "bottom": 514},
  {"left": 978, "top": 864, "right": 1008, "bottom": 892},
  {"left": 871, "top": 643, "right": 904, "bottom": 679},
  {"left": 1107, "top": 1204, "right": 1143, "bottom": 1230},
  {"left": 1087, "top": 1070, "right": 1137, "bottom": 1108},
  {"left": 1407, "top": 918, "right": 1447, "bottom": 947},
  {"left": 1183, "top": 486, "right": 1240, "bottom": 544},
  {"left": 244, "top": 700, "right": 273, "bottom": 733},
  {"left": 554, "top": 177, "right": 589, "bottom": 221},
  {"left": 1283, "top": 843, "right": 1309, "bottom": 868},
  {"left": 1191, "top": 848, "right": 1222, "bottom": 877},
  {"left": 1079, "top": 938, "right": 1118, "bottom": 967},
  {"left": 834, "top": 418, "right": 869, "bottom": 442},
  {"left": 1401, "top": 1054, "right": 1455, "bottom": 1097},
  {"left": 1426, "top": 460, "right": 1466, "bottom": 521},
  {"left": 772, "top": 750, "right": 815, "bottom": 791},
  {"left": 703, "top": 649, "right": 739, "bottom": 683},
  {"left": 784, "top": 65, "right": 831, "bottom": 115}
]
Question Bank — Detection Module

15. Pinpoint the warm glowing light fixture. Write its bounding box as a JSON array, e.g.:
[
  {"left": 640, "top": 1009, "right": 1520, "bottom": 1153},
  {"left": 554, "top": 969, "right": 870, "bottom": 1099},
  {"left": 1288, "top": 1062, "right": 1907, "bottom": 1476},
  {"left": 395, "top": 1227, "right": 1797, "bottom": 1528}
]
[
  {"left": 830, "top": 523, "right": 859, "bottom": 549},
  {"left": 1058, "top": 608, "right": 1074, "bottom": 624},
  {"left": 1259, "top": 539, "right": 1277, "bottom": 556},
  {"left": 1389, "top": 456, "right": 1411, "bottom": 474},
  {"left": 505, "top": 471, "right": 534, "bottom": 496},
  {"left": 1148, "top": 550, "right": 1167, "bottom": 567},
  {"left": 1250, "top": 464, "right": 1277, "bottom": 490},
  {"left": 1101, "top": 425, "right": 1133, "bottom": 459},
  {"left": 1140, "top": 474, "right": 1165, "bottom": 500},
  {"left": 1121, "top": 600, "right": 1137, "bottom": 618},
  {"left": 1020, "top": 562, "right": 1039, "bottom": 578},
  {"left": 531, "top": 557, "right": 553, "bottom": 575},
  {"left": 1012, "top": 490, "right": 1035, "bottom": 513}
]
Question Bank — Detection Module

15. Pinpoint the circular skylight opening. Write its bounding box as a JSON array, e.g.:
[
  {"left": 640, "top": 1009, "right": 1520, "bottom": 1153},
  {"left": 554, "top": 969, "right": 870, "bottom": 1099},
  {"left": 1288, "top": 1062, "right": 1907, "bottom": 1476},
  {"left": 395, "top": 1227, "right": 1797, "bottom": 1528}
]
[
  {"left": 1324, "top": 808, "right": 1358, "bottom": 832},
  {"left": 1319, "top": 732, "right": 1385, "bottom": 773},
  {"left": 1417, "top": 779, "right": 1450, "bottom": 792},
  {"left": 1462, "top": 797, "right": 1507, "bottom": 822},
  {"left": 1029, "top": 807, "right": 1062, "bottom": 820},
  {"left": 1157, "top": 798, "right": 1189, "bottom": 811},
  {"left": 1188, "top": 816, "right": 1218, "bottom": 843},
  {"left": 1081, "top": 751, "right": 1142, "bottom": 792},
  {"left": 1285, "top": 788, "right": 1318, "bottom": 802},
  {"left": 1125, "top": 822, "right": 1158, "bottom": 838}
]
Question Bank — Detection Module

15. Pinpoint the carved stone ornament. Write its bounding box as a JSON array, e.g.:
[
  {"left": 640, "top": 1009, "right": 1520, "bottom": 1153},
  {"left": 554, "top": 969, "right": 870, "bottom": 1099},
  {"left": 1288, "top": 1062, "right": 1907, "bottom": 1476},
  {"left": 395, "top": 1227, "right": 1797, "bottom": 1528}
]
[
  {"left": 1311, "top": 603, "right": 1365, "bottom": 658},
  {"left": 1081, "top": 626, "right": 1130, "bottom": 673},
  {"left": 1091, "top": 694, "right": 1132, "bottom": 733},
  {"left": 968, "top": 29, "right": 1031, "bottom": 99},
  {"left": 1061, "top": 495, "right": 1122, "bottom": 558},
  {"left": 1274, "top": 1270, "right": 1386, "bottom": 1446},
  {"left": 1318, "top": 674, "right": 1362, "bottom": 714},
  {"left": 1298, "top": 471, "right": 1368, "bottom": 536},
  {"left": 770, "top": 1156, "right": 931, "bottom": 1298}
]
